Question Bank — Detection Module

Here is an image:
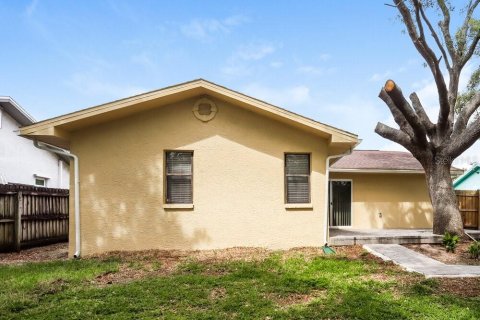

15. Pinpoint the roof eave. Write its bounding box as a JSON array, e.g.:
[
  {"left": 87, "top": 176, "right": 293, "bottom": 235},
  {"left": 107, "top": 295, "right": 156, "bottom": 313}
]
[
  {"left": 0, "top": 96, "right": 36, "bottom": 126},
  {"left": 453, "top": 165, "right": 480, "bottom": 187},
  {"left": 330, "top": 168, "right": 426, "bottom": 174},
  {"left": 20, "top": 79, "right": 358, "bottom": 150}
]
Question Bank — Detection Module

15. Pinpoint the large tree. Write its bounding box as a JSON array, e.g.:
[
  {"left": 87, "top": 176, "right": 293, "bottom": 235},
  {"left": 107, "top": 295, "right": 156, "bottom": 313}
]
[{"left": 376, "top": 0, "right": 480, "bottom": 235}]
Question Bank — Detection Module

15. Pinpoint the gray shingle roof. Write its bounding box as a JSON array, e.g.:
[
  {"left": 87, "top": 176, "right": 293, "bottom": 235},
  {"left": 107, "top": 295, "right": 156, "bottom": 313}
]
[
  {"left": 332, "top": 150, "right": 463, "bottom": 174},
  {"left": 331, "top": 150, "right": 425, "bottom": 171}
]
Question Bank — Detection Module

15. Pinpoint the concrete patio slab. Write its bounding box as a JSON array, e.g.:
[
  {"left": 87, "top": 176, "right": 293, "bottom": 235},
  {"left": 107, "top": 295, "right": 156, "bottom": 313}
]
[
  {"left": 364, "top": 244, "right": 480, "bottom": 278},
  {"left": 329, "top": 228, "right": 442, "bottom": 246},
  {"left": 466, "top": 230, "right": 480, "bottom": 240}
]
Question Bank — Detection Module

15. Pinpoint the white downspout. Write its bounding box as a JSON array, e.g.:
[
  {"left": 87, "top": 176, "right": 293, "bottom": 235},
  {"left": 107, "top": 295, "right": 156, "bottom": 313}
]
[
  {"left": 323, "top": 141, "right": 361, "bottom": 246},
  {"left": 34, "top": 140, "right": 81, "bottom": 258},
  {"left": 58, "top": 159, "right": 63, "bottom": 188}
]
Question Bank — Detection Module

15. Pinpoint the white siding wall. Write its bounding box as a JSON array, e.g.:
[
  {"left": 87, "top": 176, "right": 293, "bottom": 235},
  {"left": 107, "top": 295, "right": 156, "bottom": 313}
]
[{"left": 0, "top": 111, "right": 69, "bottom": 188}]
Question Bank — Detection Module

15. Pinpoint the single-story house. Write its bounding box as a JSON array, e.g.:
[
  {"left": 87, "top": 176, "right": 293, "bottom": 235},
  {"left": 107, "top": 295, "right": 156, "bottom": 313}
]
[
  {"left": 454, "top": 164, "right": 480, "bottom": 190},
  {"left": 20, "top": 79, "right": 445, "bottom": 257}
]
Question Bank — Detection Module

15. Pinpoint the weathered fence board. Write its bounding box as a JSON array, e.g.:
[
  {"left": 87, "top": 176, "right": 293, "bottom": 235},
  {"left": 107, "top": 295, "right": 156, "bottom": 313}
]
[
  {"left": 456, "top": 190, "right": 480, "bottom": 229},
  {"left": 0, "top": 184, "right": 69, "bottom": 252}
]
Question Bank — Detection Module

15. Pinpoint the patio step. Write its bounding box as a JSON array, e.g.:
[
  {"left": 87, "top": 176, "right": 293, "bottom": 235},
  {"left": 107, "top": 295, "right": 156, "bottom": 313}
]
[
  {"left": 330, "top": 234, "right": 442, "bottom": 246},
  {"left": 466, "top": 230, "right": 480, "bottom": 240}
]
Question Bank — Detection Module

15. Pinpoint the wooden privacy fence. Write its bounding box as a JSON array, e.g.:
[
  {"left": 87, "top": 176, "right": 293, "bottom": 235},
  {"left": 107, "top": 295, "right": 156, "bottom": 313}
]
[
  {"left": 456, "top": 190, "right": 480, "bottom": 229},
  {"left": 0, "top": 184, "right": 69, "bottom": 252}
]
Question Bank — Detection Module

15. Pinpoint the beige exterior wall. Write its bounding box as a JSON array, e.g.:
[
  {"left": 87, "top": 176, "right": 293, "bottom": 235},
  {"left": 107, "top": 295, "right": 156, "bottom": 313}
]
[
  {"left": 69, "top": 96, "right": 329, "bottom": 256},
  {"left": 330, "top": 172, "right": 433, "bottom": 229}
]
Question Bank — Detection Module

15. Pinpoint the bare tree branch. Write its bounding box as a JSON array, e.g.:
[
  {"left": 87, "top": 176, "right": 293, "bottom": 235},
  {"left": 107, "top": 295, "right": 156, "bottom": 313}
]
[
  {"left": 461, "top": 32, "right": 480, "bottom": 67},
  {"left": 396, "top": 0, "right": 441, "bottom": 69},
  {"left": 437, "top": 0, "right": 457, "bottom": 61},
  {"left": 453, "top": 91, "right": 480, "bottom": 135},
  {"left": 417, "top": 1, "right": 452, "bottom": 70},
  {"left": 395, "top": 0, "right": 451, "bottom": 136},
  {"left": 410, "top": 92, "right": 435, "bottom": 133},
  {"left": 458, "top": 0, "right": 480, "bottom": 66},
  {"left": 448, "top": 116, "right": 480, "bottom": 158}
]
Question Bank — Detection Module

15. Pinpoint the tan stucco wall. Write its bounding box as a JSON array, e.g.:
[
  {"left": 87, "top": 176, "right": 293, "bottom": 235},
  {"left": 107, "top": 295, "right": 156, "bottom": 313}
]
[
  {"left": 330, "top": 172, "right": 433, "bottom": 229},
  {"left": 69, "top": 96, "right": 329, "bottom": 256}
]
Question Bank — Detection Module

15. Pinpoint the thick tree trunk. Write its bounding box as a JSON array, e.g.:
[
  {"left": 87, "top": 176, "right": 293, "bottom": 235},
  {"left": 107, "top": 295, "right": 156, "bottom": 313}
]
[{"left": 425, "top": 162, "right": 464, "bottom": 235}]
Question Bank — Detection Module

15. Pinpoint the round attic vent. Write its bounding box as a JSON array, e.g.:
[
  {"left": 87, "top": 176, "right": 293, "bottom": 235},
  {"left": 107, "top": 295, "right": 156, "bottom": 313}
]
[{"left": 193, "top": 98, "right": 217, "bottom": 122}]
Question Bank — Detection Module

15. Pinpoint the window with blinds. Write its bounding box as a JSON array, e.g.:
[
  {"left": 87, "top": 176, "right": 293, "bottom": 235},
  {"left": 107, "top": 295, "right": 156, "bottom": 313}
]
[
  {"left": 165, "top": 151, "right": 193, "bottom": 204},
  {"left": 285, "top": 154, "right": 310, "bottom": 204}
]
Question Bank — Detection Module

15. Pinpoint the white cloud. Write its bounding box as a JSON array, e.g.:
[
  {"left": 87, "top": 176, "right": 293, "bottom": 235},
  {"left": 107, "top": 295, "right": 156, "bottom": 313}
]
[
  {"left": 321, "top": 97, "right": 384, "bottom": 144},
  {"left": 296, "top": 65, "right": 335, "bottom": 76},
  {"left": 25, "top": 0, "right": 39, "bottom": 17},
  {"left": 67, "top": 72, "right": 146, "bottom": 98},
  {"left": 242, "top": 83, "right": 311, "bottom": 107},
  {"left": 455, "top": 141, "right": 480, "bottom": 169},
  {"left": 131, "top": 52, "right": 156, "bottom": 69},
  {"left": 220, "top": 65, "right": 252, "bottom": 77},
  {"left": 223, "top": 14, "right": 249, "bottom": 27},
  {"left": 369, "top": 71, "right": 391, "bottom": 82},
  {"left": 221, "top": 42, "right": 278, "bottom": 77},
  {"left": 180, "top": 14, "right": 248, "bottom": 41},
  {"left": 297, "top": 65, "right": 324, "bottom": 76},
  {"left": 319, "top": 53, "right": 331, "bottom": 61},
  {"left": 414, "top": 63, "right": 475, "bottom": 121},
  {"left": 234, "top": 43, "right": 276, "bottom": 61},
  {"left": 270, "top": 61, "right": 283, "bottom": 68}
]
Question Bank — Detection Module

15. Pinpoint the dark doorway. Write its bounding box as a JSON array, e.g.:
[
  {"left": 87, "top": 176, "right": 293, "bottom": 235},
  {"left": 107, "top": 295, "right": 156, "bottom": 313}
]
[{"left": 329, "top": 180, "right": 352, "bottom": 227}]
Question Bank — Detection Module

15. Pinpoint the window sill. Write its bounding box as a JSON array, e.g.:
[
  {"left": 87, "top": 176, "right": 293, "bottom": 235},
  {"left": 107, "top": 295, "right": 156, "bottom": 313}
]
[
  {"left": 285, "top": 203, "right": 313, "bottom": 209},
  {"left": 163, "top": 204, "right": 194, "bottom": 210}
]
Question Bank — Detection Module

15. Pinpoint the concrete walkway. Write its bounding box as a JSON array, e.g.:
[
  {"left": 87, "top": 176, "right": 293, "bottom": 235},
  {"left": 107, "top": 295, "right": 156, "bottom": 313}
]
[{"left": 364, "top": 244, "right": 480, "bottom": 278}]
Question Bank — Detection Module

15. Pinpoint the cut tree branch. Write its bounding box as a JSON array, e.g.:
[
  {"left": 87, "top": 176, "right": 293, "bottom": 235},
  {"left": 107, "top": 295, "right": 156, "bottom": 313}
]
[
  {"left": 384, "top": 80, "right": 428, "bottom": 146},
  {"left": 375, "top": 122, "right": 413, "bottom": 150},
  {"left": 378, "top": 87, "right": 415, "bottom": 139}
]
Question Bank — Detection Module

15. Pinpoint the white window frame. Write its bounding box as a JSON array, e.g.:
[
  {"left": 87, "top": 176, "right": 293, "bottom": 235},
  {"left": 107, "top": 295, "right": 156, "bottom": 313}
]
[
  {"left": 284, "top": 153, "right": 311, "bottom": 204},
  {"left": 34, "top": 175, "right": 49, "bottom": 187}
]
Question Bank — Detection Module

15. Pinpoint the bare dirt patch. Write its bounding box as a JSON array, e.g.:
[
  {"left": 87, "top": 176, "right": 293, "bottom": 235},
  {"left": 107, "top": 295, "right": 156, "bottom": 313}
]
[
  {"left": 209, "top": 287, "right": 227, "bottom": 300},
  {"left": 267, "top": 290, "right": 327, "bottom": 309},
  {"left": 89, "top": 246, "right": 373, "bottom": 285},
  {"left": 0, "top": 242, "right": 68, "bottom": 265},
  {"left": 404, "top": 242, "right": 480, "bottom": 265},
  {"left": 436, "top": 277, "right": 480, "bottom": 297}
]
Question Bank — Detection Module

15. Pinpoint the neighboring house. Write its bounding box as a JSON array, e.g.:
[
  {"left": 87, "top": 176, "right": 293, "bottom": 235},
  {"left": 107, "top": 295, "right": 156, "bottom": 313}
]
[
  {"left": 0, "top": 97, "right": 69, "bottom": 188},
  {"left": 454, "top": 164, "right": 480, "bottom": 190},
  {"left": 19, "top": 79, "right": 443, "bottom": 256},
  {"left": 330, "top": 150, "right": 463, "bottom": 229}
]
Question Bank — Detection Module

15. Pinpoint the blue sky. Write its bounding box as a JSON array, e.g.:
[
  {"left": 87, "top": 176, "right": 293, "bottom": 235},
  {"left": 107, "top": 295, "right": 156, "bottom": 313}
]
[{"left": 1, "top": 0, "right": 478, "bottom": 167}]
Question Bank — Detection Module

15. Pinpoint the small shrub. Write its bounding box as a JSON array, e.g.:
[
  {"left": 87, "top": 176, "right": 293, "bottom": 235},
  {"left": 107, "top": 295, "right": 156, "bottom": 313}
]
[
  {"left": 442, "top": 232, "right": 460, "bottom": 253},
  {"left": 468, "top": 242, "right": 480, "bottom": 259}
]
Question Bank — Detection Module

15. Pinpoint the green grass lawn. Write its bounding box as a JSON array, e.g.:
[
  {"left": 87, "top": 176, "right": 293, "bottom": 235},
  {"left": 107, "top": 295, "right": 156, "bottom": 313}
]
[{"left": 1, "top": 248, "right": 479, "bottom": 319}]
